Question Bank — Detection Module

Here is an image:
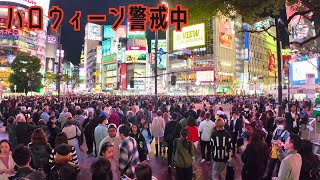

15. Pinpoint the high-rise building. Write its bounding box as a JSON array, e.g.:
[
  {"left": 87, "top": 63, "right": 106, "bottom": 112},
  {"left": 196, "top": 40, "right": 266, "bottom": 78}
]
[
  {"left": 243, "top": 19, "right": 278, "bottom": 96},
  {"left": 0, "top": 0, "right": 51, "bottom": 91},
  {"left": 84, "top": 23, "right": 102, "bottom": 92}
]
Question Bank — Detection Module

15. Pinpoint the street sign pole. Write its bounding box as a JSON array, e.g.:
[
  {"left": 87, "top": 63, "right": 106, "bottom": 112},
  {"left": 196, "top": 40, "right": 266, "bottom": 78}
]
[{"left": 154, "top": 30, "right": 158, "bottom": 97}]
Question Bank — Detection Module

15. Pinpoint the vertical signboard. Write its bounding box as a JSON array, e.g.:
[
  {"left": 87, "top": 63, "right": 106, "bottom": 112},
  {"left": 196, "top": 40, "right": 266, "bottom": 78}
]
[
  {"left": 244, "top": 24, "right": 250, "bottom": 61},
  {"left": 151, "top": 39, "right": 167, "bottom": 70},
  {"left": 120, "top": 64, "right": 127, "bottom": 90},
  {"left": 85, "top": 23, "right": 102, "bottom": 41},
  {"left": 102, "top": 40, "right": 111, "bottom": 56},
  {"left": 219, "top": 17, "right": 233, "bottom": 49}
]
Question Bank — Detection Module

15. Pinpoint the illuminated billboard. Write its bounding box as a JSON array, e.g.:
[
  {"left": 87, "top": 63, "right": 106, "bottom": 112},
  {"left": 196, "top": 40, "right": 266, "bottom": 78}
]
[
  {"left": 173, "top": 23, "right": 205, "bottom": 50},
  {"left": 102, "top": 40, "right": 111, "bottom": 56},
  {"left": 219, "top": 17, "right": 233, "bottom": 49},
  {"left": 125, "top": 47, "right": 146, "bottom": 63},
  {"left": 290, "top": 58, "right": 320, "bottom": 85},
  {"left": 0, "top": 0, "right": 50, "bottom": 14},
  {"left": 286, "top": 4, "right": 314, "bottom": 44},
  {"left": 47, "top": 35, "right": 57, "bottom": 44},
  {"left": 196, "top": 71, "right": 215, "bottom": 82},
  {"left": 243, "top": 24, "right": 250, "bottom": 61},
  {"left": 151, "top": 39, "right": 166, "bottom": 70},
  {"left": 85, "top": 23, "right": 102, "bottom": 41}
]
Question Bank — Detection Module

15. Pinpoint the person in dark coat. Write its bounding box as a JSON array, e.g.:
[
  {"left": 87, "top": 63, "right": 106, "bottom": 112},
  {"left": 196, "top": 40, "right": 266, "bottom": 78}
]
[
  {"left": 15, "top": 114, "right": 36, "bottom": 146},
  {"left": 129, "top": 124, "right": 148, "bottom": 162},
  {"left": 241, "top": 130, "right": 269, "bottom": 180}
]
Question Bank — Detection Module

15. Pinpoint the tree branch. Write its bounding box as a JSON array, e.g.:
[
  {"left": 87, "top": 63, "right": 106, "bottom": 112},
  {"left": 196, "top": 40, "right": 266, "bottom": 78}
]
[
  {"left": 290, "top": 30, "right": 320, "bottom": 46},
  {"left": 241, "top": 24, "right": 275, "bottom": 33},
  {"left": 287, "top": 9, "right": 313, "bottom": 24}
]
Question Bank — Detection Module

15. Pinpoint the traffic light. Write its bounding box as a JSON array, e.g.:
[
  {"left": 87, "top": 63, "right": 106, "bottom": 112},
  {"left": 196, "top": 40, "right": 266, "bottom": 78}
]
[
  {"left": 171, "top": 75, "right": 176, "bottom": 85},
  {"left": 130, "top": 80, "right": 134, "bottom": 88}
]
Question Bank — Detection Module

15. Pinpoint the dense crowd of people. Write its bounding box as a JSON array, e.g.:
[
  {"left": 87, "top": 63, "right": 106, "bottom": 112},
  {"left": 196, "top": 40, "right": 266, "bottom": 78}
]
[{"left": 0, "top": 95, "right": 318, "bottom": 180}]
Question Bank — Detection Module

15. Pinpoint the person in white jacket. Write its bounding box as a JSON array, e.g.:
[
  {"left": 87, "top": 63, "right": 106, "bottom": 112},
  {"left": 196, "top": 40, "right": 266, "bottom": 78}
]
[{"left": 0, "top": 139, "right": 15, "bottom": 179}]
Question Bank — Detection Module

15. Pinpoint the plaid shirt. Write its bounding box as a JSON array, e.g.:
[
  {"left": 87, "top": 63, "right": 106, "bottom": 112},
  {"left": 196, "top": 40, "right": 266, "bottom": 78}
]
[{"left": 119, "top": 136, "right": 140, "bottom": 179}]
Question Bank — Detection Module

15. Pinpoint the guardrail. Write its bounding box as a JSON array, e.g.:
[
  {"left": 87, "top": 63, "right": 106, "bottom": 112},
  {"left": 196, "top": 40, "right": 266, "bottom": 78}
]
[{"left": 303, "top": 118, "right": 320, "bottom": 155}]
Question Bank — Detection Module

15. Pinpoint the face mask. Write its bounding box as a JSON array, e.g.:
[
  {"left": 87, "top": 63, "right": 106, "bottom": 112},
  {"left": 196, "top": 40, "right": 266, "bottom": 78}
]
[{"left": 277, "top": 125, "right": 284, "bottom": 130}]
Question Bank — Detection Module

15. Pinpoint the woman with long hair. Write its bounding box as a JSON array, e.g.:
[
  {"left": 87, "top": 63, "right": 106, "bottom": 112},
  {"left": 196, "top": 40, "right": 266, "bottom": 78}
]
[
  {"left": 129, "top": 124, "right": 148, "bottom": 162},
  {"left": 141, "top": 122, "right": 152, "bottom": 160},
  {"left": 299, "top": 139, "right": 320, "bottom": 180},
  {"left": 241, "top": 130, "right": 269, "bottom": 180},
  {"left": 174, "top": 129, "right": 196, "bottom": 180},
  {"left": 0, "top": 140, "right": 15, "bottom": 179},
  {"left": 62, "top": 117, "right": 81, "bottom": 160},
  {"left": 28, "top": 128, "right": 52, "bottom": 171},
  {"left": 100, "top": 142, "right": 119, "bottom": 180},
  {"left": 150, "top": 110, "right": 165, "bottom": 156}
]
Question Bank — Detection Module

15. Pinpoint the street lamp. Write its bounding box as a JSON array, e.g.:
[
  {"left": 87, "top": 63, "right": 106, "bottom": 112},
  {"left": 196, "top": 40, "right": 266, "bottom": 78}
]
[{"left": 253, "top": 75, "right": 258, "bottom": 97}]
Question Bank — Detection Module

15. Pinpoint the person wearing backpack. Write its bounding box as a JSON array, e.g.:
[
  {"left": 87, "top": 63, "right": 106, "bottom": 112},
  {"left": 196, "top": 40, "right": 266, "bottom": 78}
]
[
  {"left": 10, "top": 145, "right": 47, "bottom": 180},
  {"left": 49, "top": 143, "right": 77, "bottom": 180},
  {"left": 264, "top": 117, "right": 289, "bottom": 180},
  {"left": 174, "top": 129, "right": 196, "bottom": 180},
  {"left": 164, "top": 112, "right": 182, "bottom": 168}
]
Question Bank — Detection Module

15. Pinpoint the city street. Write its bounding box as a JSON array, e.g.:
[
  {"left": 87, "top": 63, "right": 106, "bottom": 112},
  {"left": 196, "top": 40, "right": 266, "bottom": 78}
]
[{"left": 0, "top": 104, "right": 245, "bottom": 180}]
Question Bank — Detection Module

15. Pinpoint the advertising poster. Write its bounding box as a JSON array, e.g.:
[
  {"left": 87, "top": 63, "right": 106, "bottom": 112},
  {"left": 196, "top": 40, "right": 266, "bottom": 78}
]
[
  {"left": 102, "top": 40, "right": 111, "bottom": 56},
  {"left": 268, "top": 49, "right": 276, "bottom": 73},
  {"left": 110, "top": 37, "right": 119, "bottom": 54},
  {"left": 116, "top": 25, "right": 127, "bottom": 38},
  {"left": 104, "top": 25, "right": 116, "bottom": 39},
  {"left": 45, "top": 58, "right": 54, "bottom": 72},
  {"left": 196, "top": 71, "right": 215, "bottom": 82},
  {"left": 85, "top": 23, "right": 102, "bottom": 41},
  {"left": 151, "top": 39, "right": 166, "bottom": 70},
  {"left": 286, "top": 4, "right": 314, "bottom": 43},
  {"left": 173, "top": 23, "right": 205, "bottom": 50},
  {"left": 219, "top": 17, "right": 233, "bottom": 49},
  {"left": 126, "top": 47, "right": 146, "bottom": 63}
]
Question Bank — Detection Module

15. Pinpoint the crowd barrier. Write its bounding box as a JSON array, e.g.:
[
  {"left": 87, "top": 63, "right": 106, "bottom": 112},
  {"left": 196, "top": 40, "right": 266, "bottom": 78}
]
[{"left": 301, "top": 118, "right": 320, "bottom": 155}]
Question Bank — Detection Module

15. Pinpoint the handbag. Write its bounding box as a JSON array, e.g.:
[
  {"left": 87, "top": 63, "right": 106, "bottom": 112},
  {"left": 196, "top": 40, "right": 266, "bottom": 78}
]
[
  {"left": 75, "top": 126, "right": 83, "bottom": 145},
  {"left": 237, "top": 138, "right": 244, "bottom": 147},
  {"left": 226, "top": 163, "right": 235, "bottom": 180},
  {"left": 120, "top": 154, "right": 133, "bottom": 176}
]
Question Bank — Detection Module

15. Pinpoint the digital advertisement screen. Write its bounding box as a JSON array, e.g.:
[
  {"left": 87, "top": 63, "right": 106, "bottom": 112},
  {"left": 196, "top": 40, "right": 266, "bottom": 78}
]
[
  {"left": 196, "top": 71, "right": 215, "bottom": 82},
  {"left": 290, "top": 58, "right": 320, "bottom": 85},
  {"left": 173, "top": 23, "right": 205, "bottom": 50}
]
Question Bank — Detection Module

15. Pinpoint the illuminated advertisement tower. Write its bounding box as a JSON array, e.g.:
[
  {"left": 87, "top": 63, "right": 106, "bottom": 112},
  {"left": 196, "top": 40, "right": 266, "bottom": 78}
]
[
  {"left": 0, "top": 0, "right": 51, "bottom": 91},
  {"left": 84, "top": 23, "right": 102, "bottom": 91}
]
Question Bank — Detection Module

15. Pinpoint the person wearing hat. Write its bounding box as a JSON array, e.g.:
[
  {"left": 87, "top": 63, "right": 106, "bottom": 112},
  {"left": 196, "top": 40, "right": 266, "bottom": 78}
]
[
  {"left": 50, "top": 143, "right": 77, "bottom": 180},
  {"left": 98, "top": 123, "right": 122, "bottom": 165},
  {"left": 264, "top": 117, "right": 290, "bottom": 179}
]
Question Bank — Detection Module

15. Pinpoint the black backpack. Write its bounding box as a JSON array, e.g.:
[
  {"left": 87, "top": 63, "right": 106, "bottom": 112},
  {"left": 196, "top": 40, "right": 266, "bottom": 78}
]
[{"left": 49, "top": 163, "right": 77, "bottom": 180}]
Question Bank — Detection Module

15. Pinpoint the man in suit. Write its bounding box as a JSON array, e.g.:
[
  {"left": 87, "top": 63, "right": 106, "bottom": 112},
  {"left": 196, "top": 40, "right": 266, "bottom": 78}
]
[
  {"left": 226, "top": 111, "right": 243, "bottom": 157},
  {"left": 285, "top": 104, "right": 300, "bottom": 134}
]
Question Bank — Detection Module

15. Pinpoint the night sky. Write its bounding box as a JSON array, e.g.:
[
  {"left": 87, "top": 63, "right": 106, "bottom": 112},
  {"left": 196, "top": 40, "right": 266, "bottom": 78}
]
[{"left": 49, "top": 0, "right": 165, "bottom": 65}]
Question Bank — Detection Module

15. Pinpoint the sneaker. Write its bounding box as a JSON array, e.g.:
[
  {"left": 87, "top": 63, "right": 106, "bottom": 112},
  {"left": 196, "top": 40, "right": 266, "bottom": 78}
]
[{"left": 201, "top": 159, "right": 206, "bottom": 163}]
